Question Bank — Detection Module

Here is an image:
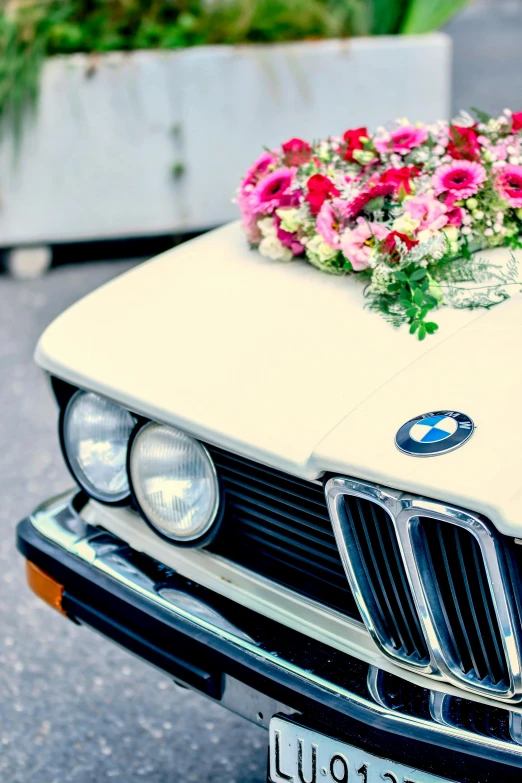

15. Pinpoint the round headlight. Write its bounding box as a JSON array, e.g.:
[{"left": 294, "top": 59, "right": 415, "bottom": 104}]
[
  {"left": 129, "top": 423, "right": 219, "bottom": 543},
  {"left": 62, "top": 391, "right": 136, "bottom": 503}
]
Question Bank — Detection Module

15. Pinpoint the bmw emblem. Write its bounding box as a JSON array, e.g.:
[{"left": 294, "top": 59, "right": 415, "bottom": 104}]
[{"left": 395, "top": 411, "right": 474, "bottom": 457}]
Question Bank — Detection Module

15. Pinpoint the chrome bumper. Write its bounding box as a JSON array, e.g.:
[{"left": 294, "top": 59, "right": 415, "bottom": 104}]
[{"left": 16, "top": 491, "right": 522, "bottom": 776}]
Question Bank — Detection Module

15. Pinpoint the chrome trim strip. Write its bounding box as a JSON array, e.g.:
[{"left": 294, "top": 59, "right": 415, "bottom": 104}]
[
  {"left": 325, "top": 477, "right": 522, "bottom": 702},
  {"left": 429, "top": 691, "right": 454, "bottom": 727},
  {"left": 510, "top": 712, "right": 522, "bottom": 746},
  {"left": 366, "top": 666, "right": 389, "bottom": 708},
  {"left": 26, "top": 492, "right": 522, "bottom": 767}
]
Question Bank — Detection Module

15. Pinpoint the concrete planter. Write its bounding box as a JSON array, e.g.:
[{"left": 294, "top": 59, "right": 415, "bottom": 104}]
[{"left": 0, "top": 33, "right": 451, "bottom": 260}]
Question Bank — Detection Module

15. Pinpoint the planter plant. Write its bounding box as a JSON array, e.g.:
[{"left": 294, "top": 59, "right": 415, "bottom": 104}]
[{"left": 0, "top": 0, "right": 472, "bottom": 273}]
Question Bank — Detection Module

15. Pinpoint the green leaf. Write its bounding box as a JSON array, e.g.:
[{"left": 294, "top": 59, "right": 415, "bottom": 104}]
[
  {"left": 395, "top": 271, "right": 408, "bottom": 282},
  {"left": 425, "top": 322, "right": 439, "bottom": 334},
  {"left": 423, "top": 293, "right": 440, "bottom": 307},
  {"left": 418, "top": 325, "right": 427, "bottom": 341},
  {"left": 405, "top": 307, "right": 418, "bottom": 318},
  {"left": 400, "top": 0, "right": 472, "bottom": 34},
  {"left": 409, "top": 320, "right": 420, "bottom": 335},
  {"left": 371, "top": 0, "right": 410, "bottom": 34},
  {"left": 387, "top": 282, "right": 400, "bottom": 292},
  {"left": 471, "top": 106, "right": 493, "bottom": 125},
  {"left": 410, "top": 268, "right": 427, "bottom": 281},
  {"left": 413, "top": 288, "right": 425, "bottom": 306}
]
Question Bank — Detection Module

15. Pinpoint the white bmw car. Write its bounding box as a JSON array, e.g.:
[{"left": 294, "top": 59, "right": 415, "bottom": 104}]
[{"left": 17, "top": 222, "right": 522, "bottom": 783}]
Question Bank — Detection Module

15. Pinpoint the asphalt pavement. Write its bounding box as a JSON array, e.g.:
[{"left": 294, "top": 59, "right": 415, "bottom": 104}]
[{"left": 0, "top": 260, "right": 267, "bottom": 783}]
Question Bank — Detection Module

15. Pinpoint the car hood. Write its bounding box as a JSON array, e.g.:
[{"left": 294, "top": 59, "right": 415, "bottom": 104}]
[{"left": 36, "top": 222, "right": 522, "bottom": 535}]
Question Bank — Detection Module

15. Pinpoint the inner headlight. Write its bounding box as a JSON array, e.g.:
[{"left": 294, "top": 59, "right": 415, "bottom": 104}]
[
  {"left": 129, "top": 423, "right": 219, "bottom": 543},
  {"left": 62, "top": 391, "right": 136, "bottom": 503}
]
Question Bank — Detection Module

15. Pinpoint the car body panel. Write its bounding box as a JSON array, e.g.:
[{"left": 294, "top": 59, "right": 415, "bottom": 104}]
[{"left": 35, "top": 222, "right": 522, "bottom": 534}]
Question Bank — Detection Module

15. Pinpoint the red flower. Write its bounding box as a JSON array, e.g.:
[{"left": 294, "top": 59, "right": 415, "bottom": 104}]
[
  {"left": 447, "top": 125, "right": 480, "bottom": 161},
  {"left": 379, "top": 166, "right": 420, "bottom": 195},
  {"left": 382, "top": 231, "right": 419, "bottom": 262},
  {"left": 305, "top": 174, "right": 340, "bottom": 216},
  {"left": 282, "top": 138, "right": 312, "bottom": 166},
  {"left": 340, "top": 127, "right": 368, "bottom": 163},
  {"left": 346, "top": 183, "right": 394, "bottom": 219},
  {"left": 512, "top": 112, "right": 522, "bottom": 132}
]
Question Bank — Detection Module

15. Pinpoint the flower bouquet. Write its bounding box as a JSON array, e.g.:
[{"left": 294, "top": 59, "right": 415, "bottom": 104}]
[{"left": 237, "top": 109, "right": 522, "bottom": 339}]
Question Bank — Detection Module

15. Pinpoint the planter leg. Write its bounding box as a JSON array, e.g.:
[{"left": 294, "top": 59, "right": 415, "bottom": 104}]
[{"left": 5, "top": 246, "right": 52, "bottom": 280}]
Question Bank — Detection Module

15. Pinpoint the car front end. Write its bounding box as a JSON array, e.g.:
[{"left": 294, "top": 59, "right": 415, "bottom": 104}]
[{"left": 17, "top": 223, "right": 522, "bottom": 783}]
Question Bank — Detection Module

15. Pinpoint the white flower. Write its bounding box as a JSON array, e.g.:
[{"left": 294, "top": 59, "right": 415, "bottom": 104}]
[
  {"left": 276, "top": 208, "right": 300, "bottom": 234},
  {"left": 461, "top": 226, "right": 472, "bottom": 235},
  {"left": 393, "top": 213, "right": 420, "bottom": 235},
  {"left": 484, "top": 228, "right": 494, "bottom": 236},
  {"left": 258, "top": 217, "right": 277, "bottom": 238},
  {"left": 368, "top": 263, "right": 394, "bottom": 295},
  {"left": 259, "top": 235, "right": 293, "bottom": 262},
  {"left": 307, "top": 235, "right": 339, "bottom": 263}
]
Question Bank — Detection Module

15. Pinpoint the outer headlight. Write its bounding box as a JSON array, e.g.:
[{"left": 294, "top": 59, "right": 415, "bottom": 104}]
[
  {"left": 62, "top": 391, "right": 136, "bottom": 503},
  {"left": 129, "top": 423, "right": 219, "bottom": 543}
]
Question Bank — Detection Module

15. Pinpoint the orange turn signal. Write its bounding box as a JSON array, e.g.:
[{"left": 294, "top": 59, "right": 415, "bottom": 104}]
[{"left": 26, "top": 560, "right": 66, "bottom": 615}]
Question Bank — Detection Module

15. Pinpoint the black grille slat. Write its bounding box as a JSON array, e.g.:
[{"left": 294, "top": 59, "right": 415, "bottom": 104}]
[
  {"left": 229, "top": 509, "right": 342, "bottom": 563},
  {"left": 367, "top": 501, "right": 425, "bottom": 658},
  {"left": 352, "top": 498, "right": 406, "bottom": 652},
  {"left": 470, "top": 540, "right": 507, "bottom": 678},
  {"left": 216, "top": 467, "right": 330, "bottom": 515},
  {"left": 230, "top": 528, "right": 348, "bottom": 586},
  {"left": 343, "top": 495, "right": 428, "bottom": 662},
  {"left": 454, "top": 527, "right": 498, "bottom": 682},
  {"left": 420, "top": 519, "right": 509, "bottom": 688},
  {"left": 222, "top": 485, "right": 339, "bottom": 542},
  {"left": 207, "top": 446, "right": 360, "bottom": 617},
  {"left": 212, "top": 450, "right": 327, "bottom": 505}
]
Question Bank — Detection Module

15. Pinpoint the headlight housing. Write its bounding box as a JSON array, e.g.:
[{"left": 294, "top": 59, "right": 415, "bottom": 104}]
[
  {"left": 62, "top": 391, "right": 136, "bottom": 503},
  {"left": 129, "top": 423, "right": 219, "bottom": 544}
]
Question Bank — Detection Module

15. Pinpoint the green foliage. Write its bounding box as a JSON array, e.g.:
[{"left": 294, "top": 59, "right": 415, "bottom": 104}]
[
  {"left": 367, "top": 248, "right": 521, "bottom": 339},
  {"left": 400, "top": 0, "right": 473, "bottom": 35},
  {"left": 385, "top": 264, "right": 440, "bottom": 340}
]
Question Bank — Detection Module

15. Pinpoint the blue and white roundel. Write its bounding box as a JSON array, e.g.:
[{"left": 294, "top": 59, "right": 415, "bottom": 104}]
[
  {"left": 395, "top": 411, "right": 474, "bottom": 457},
  {"left": 408, "top": 415, "right": 458, "bottom": 444}
]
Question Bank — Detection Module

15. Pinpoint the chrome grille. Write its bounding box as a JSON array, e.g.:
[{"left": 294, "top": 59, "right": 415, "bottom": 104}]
[
  {"left": 419, "top": 518, "right": 509, "bottom": 688},
  {"left": 326, "top": 477, "right": 522, "bottom": 701},
  {"left": 206, "top": 446, "right": 360, "bottom": 619},
  {"left": 340, "top": 494, "right": 428, "bottom": 664}
]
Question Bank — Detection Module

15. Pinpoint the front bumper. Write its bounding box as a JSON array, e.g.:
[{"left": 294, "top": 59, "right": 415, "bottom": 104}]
[{"left": 16, "top": 492, "right": 522, "bottom": 782}]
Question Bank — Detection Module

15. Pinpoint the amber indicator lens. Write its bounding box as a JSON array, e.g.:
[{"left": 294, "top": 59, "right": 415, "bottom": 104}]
[{"left": 26, "top": 560, "right": 66, "bottom": 615}]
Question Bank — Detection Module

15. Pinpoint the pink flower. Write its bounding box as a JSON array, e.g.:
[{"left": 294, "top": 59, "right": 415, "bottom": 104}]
[
  {"left": 375, "top": 125, "right": 428, "bottom": 155},
  {"left": 496, "top": 164, "right": 522, "bottom": 207},
  {"left": 240, "top": 151, "right": 276, "bottom": 195},
  {"left": 251, "top": 167, "right": 296, "bottom": 214},
  {"left": 405, "top": 194, "right": 448, "bottom": 233},
  {"left": 238, "top": 196, "right": 261, "bottom": 243},
  {"left": 443, "top": 193, "right": 464, "bottom": 227},
  {"left": 340, "top": 218, "right": 389, "bottom": 271},
  {"left": 274, "top": 216, "right": 305, "bottom": 255},
  {"left": 432, "top": 160, "right": 487, "bottom": 200},
  {"left": 316, "top": 200, "right": 347, "bottom": 248}
]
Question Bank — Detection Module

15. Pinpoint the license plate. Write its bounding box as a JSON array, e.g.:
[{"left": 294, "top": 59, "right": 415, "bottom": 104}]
[{"left": 269, "top": 717, "right": 456, "bottom": 783}]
